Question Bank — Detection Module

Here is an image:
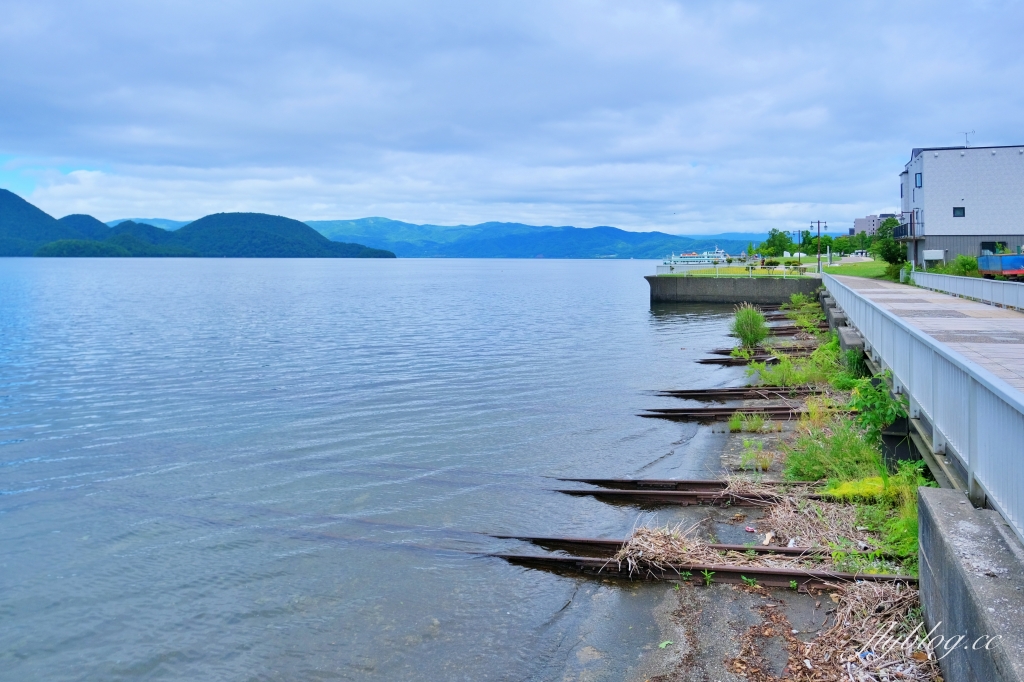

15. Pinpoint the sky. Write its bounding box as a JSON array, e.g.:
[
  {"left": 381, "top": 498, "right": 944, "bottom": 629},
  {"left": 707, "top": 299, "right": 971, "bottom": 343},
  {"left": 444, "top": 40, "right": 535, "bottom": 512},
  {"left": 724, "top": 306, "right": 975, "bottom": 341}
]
[{"left": 1, "top": 0, "right": 1021, "bottom": 234}]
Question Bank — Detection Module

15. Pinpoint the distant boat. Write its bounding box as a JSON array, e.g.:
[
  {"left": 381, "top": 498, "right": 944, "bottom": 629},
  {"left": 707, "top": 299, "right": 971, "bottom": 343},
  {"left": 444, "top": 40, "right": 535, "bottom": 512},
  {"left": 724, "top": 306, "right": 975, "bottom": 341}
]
[{"left": 656, "top": 248, "right": 730, "bottom": 273}]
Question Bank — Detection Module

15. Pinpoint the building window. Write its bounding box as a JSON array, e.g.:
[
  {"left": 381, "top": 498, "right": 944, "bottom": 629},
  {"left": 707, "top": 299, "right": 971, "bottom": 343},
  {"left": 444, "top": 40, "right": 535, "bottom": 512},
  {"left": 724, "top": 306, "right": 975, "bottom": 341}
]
[
  {"left": 953, "top": 207, "right": 965, "bottom": 217},
  {"left": 915, "top": 173, "right": 922, "bottom": 187},
  {"left": 900, "top": 184, "right": 903, "bottom": 197}
]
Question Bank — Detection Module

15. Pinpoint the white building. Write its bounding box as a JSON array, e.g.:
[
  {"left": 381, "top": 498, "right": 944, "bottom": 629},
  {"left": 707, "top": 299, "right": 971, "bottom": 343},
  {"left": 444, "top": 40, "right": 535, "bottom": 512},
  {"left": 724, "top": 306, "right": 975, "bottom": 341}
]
[{"left": 898, "top": 145, "right": 1024, "bottom": 265}]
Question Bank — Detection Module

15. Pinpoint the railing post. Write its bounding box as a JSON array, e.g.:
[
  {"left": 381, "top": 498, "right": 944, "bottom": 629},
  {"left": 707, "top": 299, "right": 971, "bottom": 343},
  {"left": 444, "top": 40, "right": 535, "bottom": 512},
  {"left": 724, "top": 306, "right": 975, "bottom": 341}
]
[
  {"left": 967, "top": 378, "right": 986, "bottom": 507},
  {"left": 929, "top": 348, "right": 945, "bottom": 455}
]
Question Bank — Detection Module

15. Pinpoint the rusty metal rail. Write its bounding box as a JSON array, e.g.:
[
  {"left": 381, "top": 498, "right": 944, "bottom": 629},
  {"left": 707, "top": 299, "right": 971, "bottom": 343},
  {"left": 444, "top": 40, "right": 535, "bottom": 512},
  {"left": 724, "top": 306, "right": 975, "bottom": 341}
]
[
  {"left": 707, "top": 347, "right": 815, "bottom": 357},
  {"left": 556, "top": 477, "right": 730, "bottom": 491},
  {"left": 639, "top": 405, "right": 805, "bottom": 421},
  {"left": 698, "top": 355, "right": 793, "bottom": 366},
  {"left": 553, "top": 488, "right": 787, "bottom": 506},
  {"left": 655, "top": 386, "right": 823, "bottom": 400},
  {"left": 493, "top": 535, "right": 829, "bottom": 557},
  {"left": 493, "top": 554, "right": 917, "bottom": 589}
]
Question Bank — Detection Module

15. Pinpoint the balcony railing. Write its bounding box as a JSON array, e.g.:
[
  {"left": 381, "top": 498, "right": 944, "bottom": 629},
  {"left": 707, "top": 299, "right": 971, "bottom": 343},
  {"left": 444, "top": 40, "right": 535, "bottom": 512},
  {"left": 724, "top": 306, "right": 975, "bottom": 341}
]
[{"left": 894, "top": 222, "right": 923, "bottom": 241}]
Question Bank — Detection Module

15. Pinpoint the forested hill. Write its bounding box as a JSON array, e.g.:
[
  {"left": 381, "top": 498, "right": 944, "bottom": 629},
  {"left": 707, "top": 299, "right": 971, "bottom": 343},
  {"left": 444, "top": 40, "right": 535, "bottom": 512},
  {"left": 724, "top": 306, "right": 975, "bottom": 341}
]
[
  {"left": 0, "top": 190, "right": 395, "bottom": 258},
  {"left": 308, "top": 217, "right": 763, "bottom": 258},
  {"left": 0, "top": 189, "right": 85, "bottom": 255}
]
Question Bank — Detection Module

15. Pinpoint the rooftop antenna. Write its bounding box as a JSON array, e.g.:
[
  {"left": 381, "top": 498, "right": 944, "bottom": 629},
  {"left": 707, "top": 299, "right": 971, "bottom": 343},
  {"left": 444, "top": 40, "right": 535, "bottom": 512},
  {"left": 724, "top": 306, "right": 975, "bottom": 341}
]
[{"left": 960, "top": 130, "right": 975, "bottom": 148}]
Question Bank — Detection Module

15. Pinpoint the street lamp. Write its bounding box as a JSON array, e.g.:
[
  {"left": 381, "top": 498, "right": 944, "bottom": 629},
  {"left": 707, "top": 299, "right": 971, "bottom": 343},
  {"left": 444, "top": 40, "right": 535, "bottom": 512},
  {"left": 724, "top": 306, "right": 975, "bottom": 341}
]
[{"left": 811, "top": 221, "right": 828, "bottom": 272}]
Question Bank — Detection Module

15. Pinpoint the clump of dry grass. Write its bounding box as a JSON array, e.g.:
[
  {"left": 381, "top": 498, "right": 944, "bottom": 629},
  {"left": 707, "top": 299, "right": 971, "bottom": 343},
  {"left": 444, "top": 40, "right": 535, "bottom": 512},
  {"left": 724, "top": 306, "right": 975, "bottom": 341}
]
[
  {"left": 723, "top": 476, "right": 820, "bottom": 497},
  {"left": 614, "top": 522, "right": 832, "bottom": 576},
  {"left": 759, "top": 496, "right": 876, "bottom": 549},
  {"left": 797, "top": 581, "right": 940, "bottom": 681}
]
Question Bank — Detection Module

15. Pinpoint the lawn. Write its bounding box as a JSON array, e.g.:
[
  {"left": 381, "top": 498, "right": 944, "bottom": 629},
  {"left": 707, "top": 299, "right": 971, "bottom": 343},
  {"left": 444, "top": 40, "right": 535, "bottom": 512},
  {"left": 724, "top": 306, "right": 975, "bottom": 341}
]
[{"left": 822, "top": 260, "right": 889, "bottom": 279}]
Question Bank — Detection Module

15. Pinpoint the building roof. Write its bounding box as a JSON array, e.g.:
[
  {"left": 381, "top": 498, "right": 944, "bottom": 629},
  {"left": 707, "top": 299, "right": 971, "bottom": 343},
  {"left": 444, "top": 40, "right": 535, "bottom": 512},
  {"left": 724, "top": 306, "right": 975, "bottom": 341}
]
[{"left": 910, "top": 145, "right": 1024, "bottom": 162}]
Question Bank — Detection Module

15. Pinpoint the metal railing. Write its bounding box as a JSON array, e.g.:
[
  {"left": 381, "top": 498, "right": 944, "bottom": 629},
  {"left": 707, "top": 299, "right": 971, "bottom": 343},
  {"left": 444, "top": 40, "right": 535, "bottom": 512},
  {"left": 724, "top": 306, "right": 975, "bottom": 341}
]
[
  {"left": 824, "top": 274, "right": 1024, "bottom": 545},
  {"left": 911, "top": 271, "right": 1024, "bottom": 311},
  {"left": 894, "top": 222, "right": 914, "bottom": 240}
]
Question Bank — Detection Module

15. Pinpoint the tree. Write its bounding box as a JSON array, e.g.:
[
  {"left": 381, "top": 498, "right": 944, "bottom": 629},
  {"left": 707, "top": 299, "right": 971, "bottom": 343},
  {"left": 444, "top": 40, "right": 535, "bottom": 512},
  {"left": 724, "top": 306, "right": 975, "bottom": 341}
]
[
  {"left": 832, "top": 235, "right": 853, "bottom": 255},
  {"left": 758, "top": 229, "right": 794, "bottom": 257},
  {"left": 871, "top": 217, "right": 906, "bottom": 265}
]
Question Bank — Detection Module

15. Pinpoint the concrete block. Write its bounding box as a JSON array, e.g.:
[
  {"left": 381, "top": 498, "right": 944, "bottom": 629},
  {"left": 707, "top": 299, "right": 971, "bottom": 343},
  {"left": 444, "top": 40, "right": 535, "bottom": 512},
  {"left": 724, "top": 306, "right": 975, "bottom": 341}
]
[
  {"left": 919, "top": 487, "right": 1024, "bottom": 682},
  {"left": 825, "top": 305, "right": 848, "bottom": 330},
  {"left": 837, "top": 326, "right": 864, "bottom": 352}
]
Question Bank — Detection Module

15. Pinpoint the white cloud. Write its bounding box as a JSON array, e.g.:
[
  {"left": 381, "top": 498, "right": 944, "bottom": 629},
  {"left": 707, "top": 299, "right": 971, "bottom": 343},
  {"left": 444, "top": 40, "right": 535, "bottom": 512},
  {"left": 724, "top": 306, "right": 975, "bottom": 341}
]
[{"left": 1, "top": 0, "right": 1021, "bottom": 232}]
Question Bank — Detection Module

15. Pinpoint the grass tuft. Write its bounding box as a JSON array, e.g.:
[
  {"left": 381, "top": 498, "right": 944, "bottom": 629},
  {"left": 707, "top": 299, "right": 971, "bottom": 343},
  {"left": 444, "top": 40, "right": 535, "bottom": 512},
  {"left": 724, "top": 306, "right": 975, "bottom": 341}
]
[{"left": 730, "top": 303, "right": 769, "bottom": 348}]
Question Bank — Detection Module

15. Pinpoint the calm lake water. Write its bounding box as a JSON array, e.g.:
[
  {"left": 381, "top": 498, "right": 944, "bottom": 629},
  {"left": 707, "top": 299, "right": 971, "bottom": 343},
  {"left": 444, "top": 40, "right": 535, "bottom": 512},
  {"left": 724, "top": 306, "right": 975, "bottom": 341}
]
[{"left": 0, "top": 258, "right": 744, "bottom": 681}]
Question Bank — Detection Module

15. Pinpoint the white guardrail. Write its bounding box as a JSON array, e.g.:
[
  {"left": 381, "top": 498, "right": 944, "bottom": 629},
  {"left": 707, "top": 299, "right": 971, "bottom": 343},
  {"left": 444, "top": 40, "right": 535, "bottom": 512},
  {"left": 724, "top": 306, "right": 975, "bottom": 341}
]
[
  {"left": 910, "top": 270, "right": 1024, "bottom": 310},
  {"left": 823, "top": 274, "right": 1024, "bottom": 545}
]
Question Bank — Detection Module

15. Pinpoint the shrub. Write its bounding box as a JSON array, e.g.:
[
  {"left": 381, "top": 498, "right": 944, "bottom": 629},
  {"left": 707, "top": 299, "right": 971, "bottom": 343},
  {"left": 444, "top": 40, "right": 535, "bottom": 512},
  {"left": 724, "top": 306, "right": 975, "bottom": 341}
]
[
  {"left": 937, "top": 254, "right": 980, "bottom": 277},
  {"left": 883, "top": 262, "right": 904, "bottom": 281},
  {"left": 731, "top": 303, "right": 769, "bottom": 348},
  {"left": 849, "top": 373, "right": 907, "bottom": 445},
  {"left": 763, "top": 259, "right": 780, "bottom": 267}
]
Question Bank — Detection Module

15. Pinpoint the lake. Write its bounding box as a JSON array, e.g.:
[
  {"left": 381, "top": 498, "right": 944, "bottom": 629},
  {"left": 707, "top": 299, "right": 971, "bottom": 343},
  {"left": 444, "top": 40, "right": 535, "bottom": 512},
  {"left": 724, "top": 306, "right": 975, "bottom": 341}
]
[{"left": 0, "top": 258, "right": 744, "bottom": 680}]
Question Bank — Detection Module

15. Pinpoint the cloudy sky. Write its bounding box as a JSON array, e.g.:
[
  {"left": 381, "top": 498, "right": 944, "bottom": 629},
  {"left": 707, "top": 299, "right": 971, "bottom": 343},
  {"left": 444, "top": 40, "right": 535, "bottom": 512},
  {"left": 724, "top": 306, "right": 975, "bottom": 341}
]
[{"left": 1, "top": 0, "right": 1020, "bottom": 233}]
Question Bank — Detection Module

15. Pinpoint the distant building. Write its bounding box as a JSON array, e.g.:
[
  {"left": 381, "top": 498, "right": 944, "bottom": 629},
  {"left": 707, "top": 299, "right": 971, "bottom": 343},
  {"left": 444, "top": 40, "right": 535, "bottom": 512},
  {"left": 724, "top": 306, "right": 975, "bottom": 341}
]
[
  {"left": 854, "top": 215, "right": 881, "bottom": 235},
  {"left": 897, "top": 145, "right": 1024, "bottom": 265},
  {"left": 853, "top": 213, "right": 896, "bottom": 236}
]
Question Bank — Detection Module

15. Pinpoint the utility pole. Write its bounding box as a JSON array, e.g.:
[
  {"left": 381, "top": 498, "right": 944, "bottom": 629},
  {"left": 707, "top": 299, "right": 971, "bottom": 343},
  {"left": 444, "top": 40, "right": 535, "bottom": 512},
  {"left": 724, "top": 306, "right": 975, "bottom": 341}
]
[{"left": 811, "top": 221, "right": 827, "bottom": 272}]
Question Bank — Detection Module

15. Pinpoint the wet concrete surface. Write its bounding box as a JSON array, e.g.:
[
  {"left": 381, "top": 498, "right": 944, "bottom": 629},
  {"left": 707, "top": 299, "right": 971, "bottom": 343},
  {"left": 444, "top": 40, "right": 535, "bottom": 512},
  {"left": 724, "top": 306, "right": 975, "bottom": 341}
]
[{"left": 628, "top": 582, "right": 831, "bottom": 681}]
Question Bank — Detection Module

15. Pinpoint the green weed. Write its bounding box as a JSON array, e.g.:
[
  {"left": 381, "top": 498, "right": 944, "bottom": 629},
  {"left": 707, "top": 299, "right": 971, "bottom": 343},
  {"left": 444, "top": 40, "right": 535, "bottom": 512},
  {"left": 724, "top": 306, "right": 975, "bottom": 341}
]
[{"left": 783, "top": 418, "right": 882, "bottom": 483}]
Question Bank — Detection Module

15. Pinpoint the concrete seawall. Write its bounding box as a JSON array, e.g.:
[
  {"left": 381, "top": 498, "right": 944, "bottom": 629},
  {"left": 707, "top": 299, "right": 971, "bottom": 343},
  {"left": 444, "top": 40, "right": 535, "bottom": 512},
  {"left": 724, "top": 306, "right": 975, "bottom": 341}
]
[
  {"left": 919, "top": 488, "right": 1024, "bottom": 682},
  {"left": 645, "top": 275, "right": 821, "bottom": 304}
]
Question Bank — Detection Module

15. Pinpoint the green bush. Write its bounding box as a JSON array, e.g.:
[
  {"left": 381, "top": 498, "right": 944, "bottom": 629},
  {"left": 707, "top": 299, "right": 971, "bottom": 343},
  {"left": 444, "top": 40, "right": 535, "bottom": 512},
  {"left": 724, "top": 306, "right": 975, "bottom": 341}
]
[
  {"left": 731, "top": 303, "right": 769, "bottom": 348},
  {"left": 849, "top": 372, "right": 908, "bottom": 445},
  {"left": 883, "top": 262, "right": 904, "bottom": 281},
  {"left": 931, "top": 254, "right": 980, "bottom": 277}
]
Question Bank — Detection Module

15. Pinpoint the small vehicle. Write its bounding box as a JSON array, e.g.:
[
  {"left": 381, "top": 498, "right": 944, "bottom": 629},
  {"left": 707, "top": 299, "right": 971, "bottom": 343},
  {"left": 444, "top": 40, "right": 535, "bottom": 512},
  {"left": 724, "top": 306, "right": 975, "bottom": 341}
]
[{"left": 978, "top": 254, "right": 1024, "bottom": 279}]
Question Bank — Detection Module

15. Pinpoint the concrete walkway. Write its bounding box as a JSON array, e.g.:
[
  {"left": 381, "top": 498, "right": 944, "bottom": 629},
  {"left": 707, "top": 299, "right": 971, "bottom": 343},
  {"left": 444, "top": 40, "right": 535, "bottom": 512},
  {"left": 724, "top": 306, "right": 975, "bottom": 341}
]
[{"left": 833, "top": 275, "right": 1024, "bottom": 394}]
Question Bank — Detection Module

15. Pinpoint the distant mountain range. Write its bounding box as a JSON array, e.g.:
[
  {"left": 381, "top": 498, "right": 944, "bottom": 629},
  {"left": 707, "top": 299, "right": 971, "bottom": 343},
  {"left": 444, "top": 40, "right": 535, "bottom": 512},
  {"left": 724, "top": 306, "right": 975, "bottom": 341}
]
[
  {"left": 0, "top": 187, "right": 771, "bottom": 259},
  {"left": 0, "top": 189, "right": 395, "bottom": 258},
  {"left": 307, "top": 218, "right": 766, "bottom": 258}
]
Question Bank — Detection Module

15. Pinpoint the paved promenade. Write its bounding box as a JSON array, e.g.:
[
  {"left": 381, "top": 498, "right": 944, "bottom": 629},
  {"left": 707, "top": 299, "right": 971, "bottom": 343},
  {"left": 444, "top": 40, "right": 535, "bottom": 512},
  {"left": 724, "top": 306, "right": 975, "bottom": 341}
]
[{"left": 833, "top": 275, "right": 1024, "bottom": 394}]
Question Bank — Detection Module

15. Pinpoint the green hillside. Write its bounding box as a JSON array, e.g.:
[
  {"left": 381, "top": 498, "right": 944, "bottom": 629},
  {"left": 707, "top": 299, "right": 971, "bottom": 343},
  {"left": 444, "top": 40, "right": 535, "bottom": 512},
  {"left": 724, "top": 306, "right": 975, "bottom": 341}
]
[
  {"left": 57, "top": 214, "right": 112, "bottom": 240},
  {"left": 173, "top": 213, "right": 394, "bottom": 258},
  {"left": 0, "top": 189, "right": 86, "bottom": 255}
]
